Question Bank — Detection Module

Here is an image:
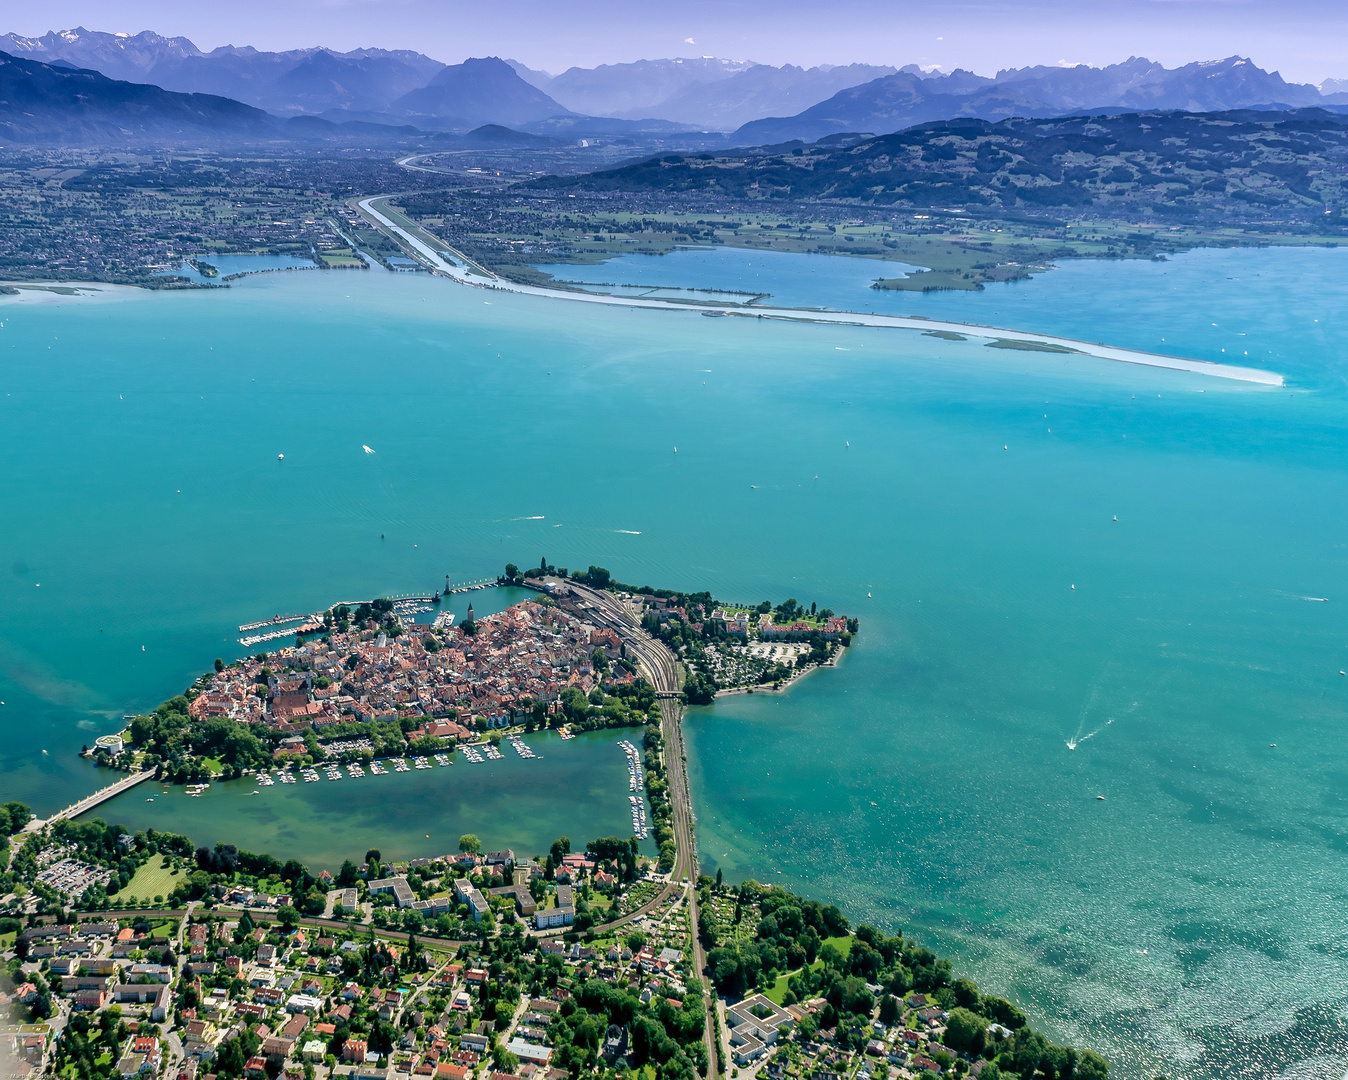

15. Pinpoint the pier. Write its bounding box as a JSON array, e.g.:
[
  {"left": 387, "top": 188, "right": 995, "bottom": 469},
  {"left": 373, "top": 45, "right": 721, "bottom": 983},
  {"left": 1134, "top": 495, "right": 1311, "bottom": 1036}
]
[
  {"left": 235, "top": 580, "right": 500, "bottom": 641},
  {"left": 442, "top": 579, "right": 497, "bottom": 595},
  {"left": 238, "top": 614, "right": 309, "bottom": 632},
  {"left": 239, "top": 620, "right": 323, "bottom": 646},
  {"left": 25, "top": 769, "right": 156, "bottom": 832}
]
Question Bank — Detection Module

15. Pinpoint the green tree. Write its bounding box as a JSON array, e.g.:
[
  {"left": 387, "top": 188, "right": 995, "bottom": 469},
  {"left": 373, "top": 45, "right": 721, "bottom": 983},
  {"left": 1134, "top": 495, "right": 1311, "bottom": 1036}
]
[
  {"left": 277, "top": 906, "right": 300, "bottom": 931},
  {"left": 366, "top": 848, "right": 381, "bottom": 867},
  {"left": 214, "top": 658, "right": 225, "bottom": 672},
  {"left": 550, "top": 836, "right": 571, "bottom": 865},
  {"left": 1077, "top": 1049, "right": 1110, "bottom": 1080},
  {"left": 942, "top": 1008, "right": 988, "bottom": 1055},
  {"left": 458, "top": 834, "right": 481, "bottom": 855},
  {"left": 953, "top": 976, "right": 980, "bottom": 1008},
  {"left": 2, "top": 802, "right": 31, "bottom": 833},
  {"left": 504, "top": 564, "right": 519, "bottom": 582},
  {"left": 683, "top": 670, "right": 715, "bottom": 706}
]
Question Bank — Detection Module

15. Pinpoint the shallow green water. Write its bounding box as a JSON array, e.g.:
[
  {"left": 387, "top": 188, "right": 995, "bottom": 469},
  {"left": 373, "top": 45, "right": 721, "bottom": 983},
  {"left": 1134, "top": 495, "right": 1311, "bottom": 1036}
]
[
  {"left": 3, "top": 247, "right": 1348, "bottom": 1078},
  {"left": 98, "top": 728, "right": 650, "bottom": 869}
]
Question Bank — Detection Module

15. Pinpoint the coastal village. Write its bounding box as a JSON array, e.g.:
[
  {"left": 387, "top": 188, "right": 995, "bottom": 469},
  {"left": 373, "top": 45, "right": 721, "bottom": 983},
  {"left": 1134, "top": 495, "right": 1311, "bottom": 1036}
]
[
  {"left": 0, "top": 832, "right": 1055, "bottom": 1080},
  {"left": 192, "top": 593, "right": 638, "bottom": 736},
  {"left": 0, "top": 574, "right": 1091, "bottom": 1080},
  {"left": 82, "top": 576, "right": 857, "bottom": 822}
]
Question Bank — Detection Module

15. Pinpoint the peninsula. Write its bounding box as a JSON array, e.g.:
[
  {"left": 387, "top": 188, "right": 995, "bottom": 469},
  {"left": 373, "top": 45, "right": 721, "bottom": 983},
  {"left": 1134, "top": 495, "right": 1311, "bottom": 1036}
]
[{"left": 0, "top": 567, "right": 1108, "bottom": 1080}]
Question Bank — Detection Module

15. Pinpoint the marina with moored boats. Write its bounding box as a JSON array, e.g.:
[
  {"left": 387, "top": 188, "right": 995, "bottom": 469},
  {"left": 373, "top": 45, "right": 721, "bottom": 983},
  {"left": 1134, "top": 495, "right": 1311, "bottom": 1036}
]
[{"left": 176, "top": 733, "right": 653, "bottom": 840}]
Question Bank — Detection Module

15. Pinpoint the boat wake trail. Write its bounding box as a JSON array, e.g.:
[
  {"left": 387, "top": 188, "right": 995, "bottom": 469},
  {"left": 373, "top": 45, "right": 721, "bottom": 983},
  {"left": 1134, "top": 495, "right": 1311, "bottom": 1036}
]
[
  {"left": 1273, "top": 589, "right": 1329, "bottom": 602},
  {"left": 1067, "top": 718, "right": 1114, "bottom": 750},
  {"left": 1066, "top": 667, "right": 1138, "bottom": 750}
]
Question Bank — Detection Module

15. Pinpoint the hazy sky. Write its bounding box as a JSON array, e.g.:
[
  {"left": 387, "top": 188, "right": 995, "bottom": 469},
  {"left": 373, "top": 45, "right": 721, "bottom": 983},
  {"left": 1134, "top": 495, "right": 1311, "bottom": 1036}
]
[{"left": 11, "top": 0, "right": 1348, "bottom": 83}]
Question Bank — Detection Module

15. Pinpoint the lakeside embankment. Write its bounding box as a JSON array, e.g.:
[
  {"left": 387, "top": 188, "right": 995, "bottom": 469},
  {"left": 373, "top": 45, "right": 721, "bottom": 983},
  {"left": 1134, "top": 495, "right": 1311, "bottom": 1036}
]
[
  {"left": 354, "top": 195, "right": 1284, "bottom": 387},
  {"left": 712, "top": 644, "right": 847, "bottom": 698}
]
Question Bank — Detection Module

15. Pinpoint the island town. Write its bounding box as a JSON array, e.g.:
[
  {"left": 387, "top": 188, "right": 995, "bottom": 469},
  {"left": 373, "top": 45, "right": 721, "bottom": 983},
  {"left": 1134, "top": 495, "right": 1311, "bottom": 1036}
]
[{"left": 0, "top": 565, "right": 1106, "bottom": 1080}]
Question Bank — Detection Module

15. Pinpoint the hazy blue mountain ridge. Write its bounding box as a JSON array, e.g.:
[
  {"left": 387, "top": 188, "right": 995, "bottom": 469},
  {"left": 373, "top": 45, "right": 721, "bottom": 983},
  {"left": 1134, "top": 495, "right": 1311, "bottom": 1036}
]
[
  {"left": 0, "top": 49, "right": 275, "bottom": 143},
  {"left": 0, "top": 27, "right": 201, "bottom": 82},
  {"left": 0, "top": 26, "right": 446, "bottom": 115},
  {"left": 517, "top": 57, "right": 757, "bottom": 118},
  {"left": 0, "top": 50, "right": 457, "bottom": 144},
  {"left": 534, "top": 107, "right": 1348, "bottom": 228},
  {"left": 632, "top": 63, "right": 898, "bottom": 128},
  {"left": 735, "top": 56, "right": 1330, "bottom": 143},
  {"left": 4, "top": 28, "right": 1347, "bottom": 145},
  {"left": 388, "top": 56, "right": 573, "bottom": 129}
]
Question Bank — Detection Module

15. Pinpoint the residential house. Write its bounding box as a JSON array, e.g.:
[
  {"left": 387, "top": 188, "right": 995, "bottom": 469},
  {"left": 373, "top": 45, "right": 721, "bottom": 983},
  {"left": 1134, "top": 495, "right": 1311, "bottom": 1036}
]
[
  {"left": 73, "top": 989, "right": 107, "bottom": 1011},
  {"left": 117, "top": 1035, "right": 162, "bottom": 1078},
  {"left": 286, "top": 994, "right": 324, "bottom": 1014},
  {"left": 504, "top": 1041, "right": 552, "bottom": 1066},
  {"left": 368, "top": 877, "right": 416, "bottom": 909},
  {"left": 110, "top": 984, "right": 172, "bottom": 1021},
  {"left": 725, "top": 994, "right": 792, "bottom": 1066}
]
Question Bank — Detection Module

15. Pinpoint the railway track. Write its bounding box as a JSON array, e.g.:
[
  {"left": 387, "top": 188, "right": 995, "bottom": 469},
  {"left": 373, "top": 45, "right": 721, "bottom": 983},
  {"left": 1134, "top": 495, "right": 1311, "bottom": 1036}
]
[{"left": 561, "top": 582, "right": 718, "bottom": 1076}]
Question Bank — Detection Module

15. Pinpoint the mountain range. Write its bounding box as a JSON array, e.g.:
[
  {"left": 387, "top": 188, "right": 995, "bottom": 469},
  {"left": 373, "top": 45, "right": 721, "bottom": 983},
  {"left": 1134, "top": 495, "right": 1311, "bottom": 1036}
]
[
  {"left": 534, "top": 108, "right": 1348, "bottom": 225},
  {"left": 733, "top": 56, "right": 1348, "bottom": 144},
  {"left": 0, "top": 28, "right": 446, "bottom": 116},
  {"left": 0, "top": 49, "right": 278, "bottom": 143},
  {"left": 3, "top": 26, "right": 1348, "bottom": 146},
  {"left": 508, "top": 57, "right": 899, "bottom": 129}
]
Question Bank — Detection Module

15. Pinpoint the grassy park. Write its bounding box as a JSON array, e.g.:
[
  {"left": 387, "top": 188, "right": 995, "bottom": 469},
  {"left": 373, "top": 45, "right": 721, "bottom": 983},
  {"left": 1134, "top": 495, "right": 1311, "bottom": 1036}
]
[{"left": 117, "top": 854, "right": 185, "bottom": 905}]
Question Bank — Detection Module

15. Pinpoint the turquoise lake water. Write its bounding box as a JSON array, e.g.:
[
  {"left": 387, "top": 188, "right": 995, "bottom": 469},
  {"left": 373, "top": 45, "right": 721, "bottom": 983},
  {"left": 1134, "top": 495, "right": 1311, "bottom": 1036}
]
[{"left": 4, "top": 245, "right": 1348, "bottom": 1078}]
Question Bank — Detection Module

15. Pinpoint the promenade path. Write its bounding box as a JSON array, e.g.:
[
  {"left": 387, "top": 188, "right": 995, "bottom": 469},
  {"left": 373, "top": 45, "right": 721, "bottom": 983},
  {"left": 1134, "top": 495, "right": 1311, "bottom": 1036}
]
[{"left": 356, "top": 192, "right": 1283, "bottom": 387}]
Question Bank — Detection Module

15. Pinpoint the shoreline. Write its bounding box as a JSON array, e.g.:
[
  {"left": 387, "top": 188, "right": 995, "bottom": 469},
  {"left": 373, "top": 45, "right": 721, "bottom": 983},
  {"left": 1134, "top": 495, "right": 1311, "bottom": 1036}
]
[
  {"left": 355, "top": 195, "right": 1285, "bottom": 388},
  {"left": 0, "top": 281, "right": 145, "bottom": 305},
  {"left": 712, "top": 644, "right": 847, "bottom": 698},
  {"left": 4, "top": 214, "right": 1286, "bottom": 387}
]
